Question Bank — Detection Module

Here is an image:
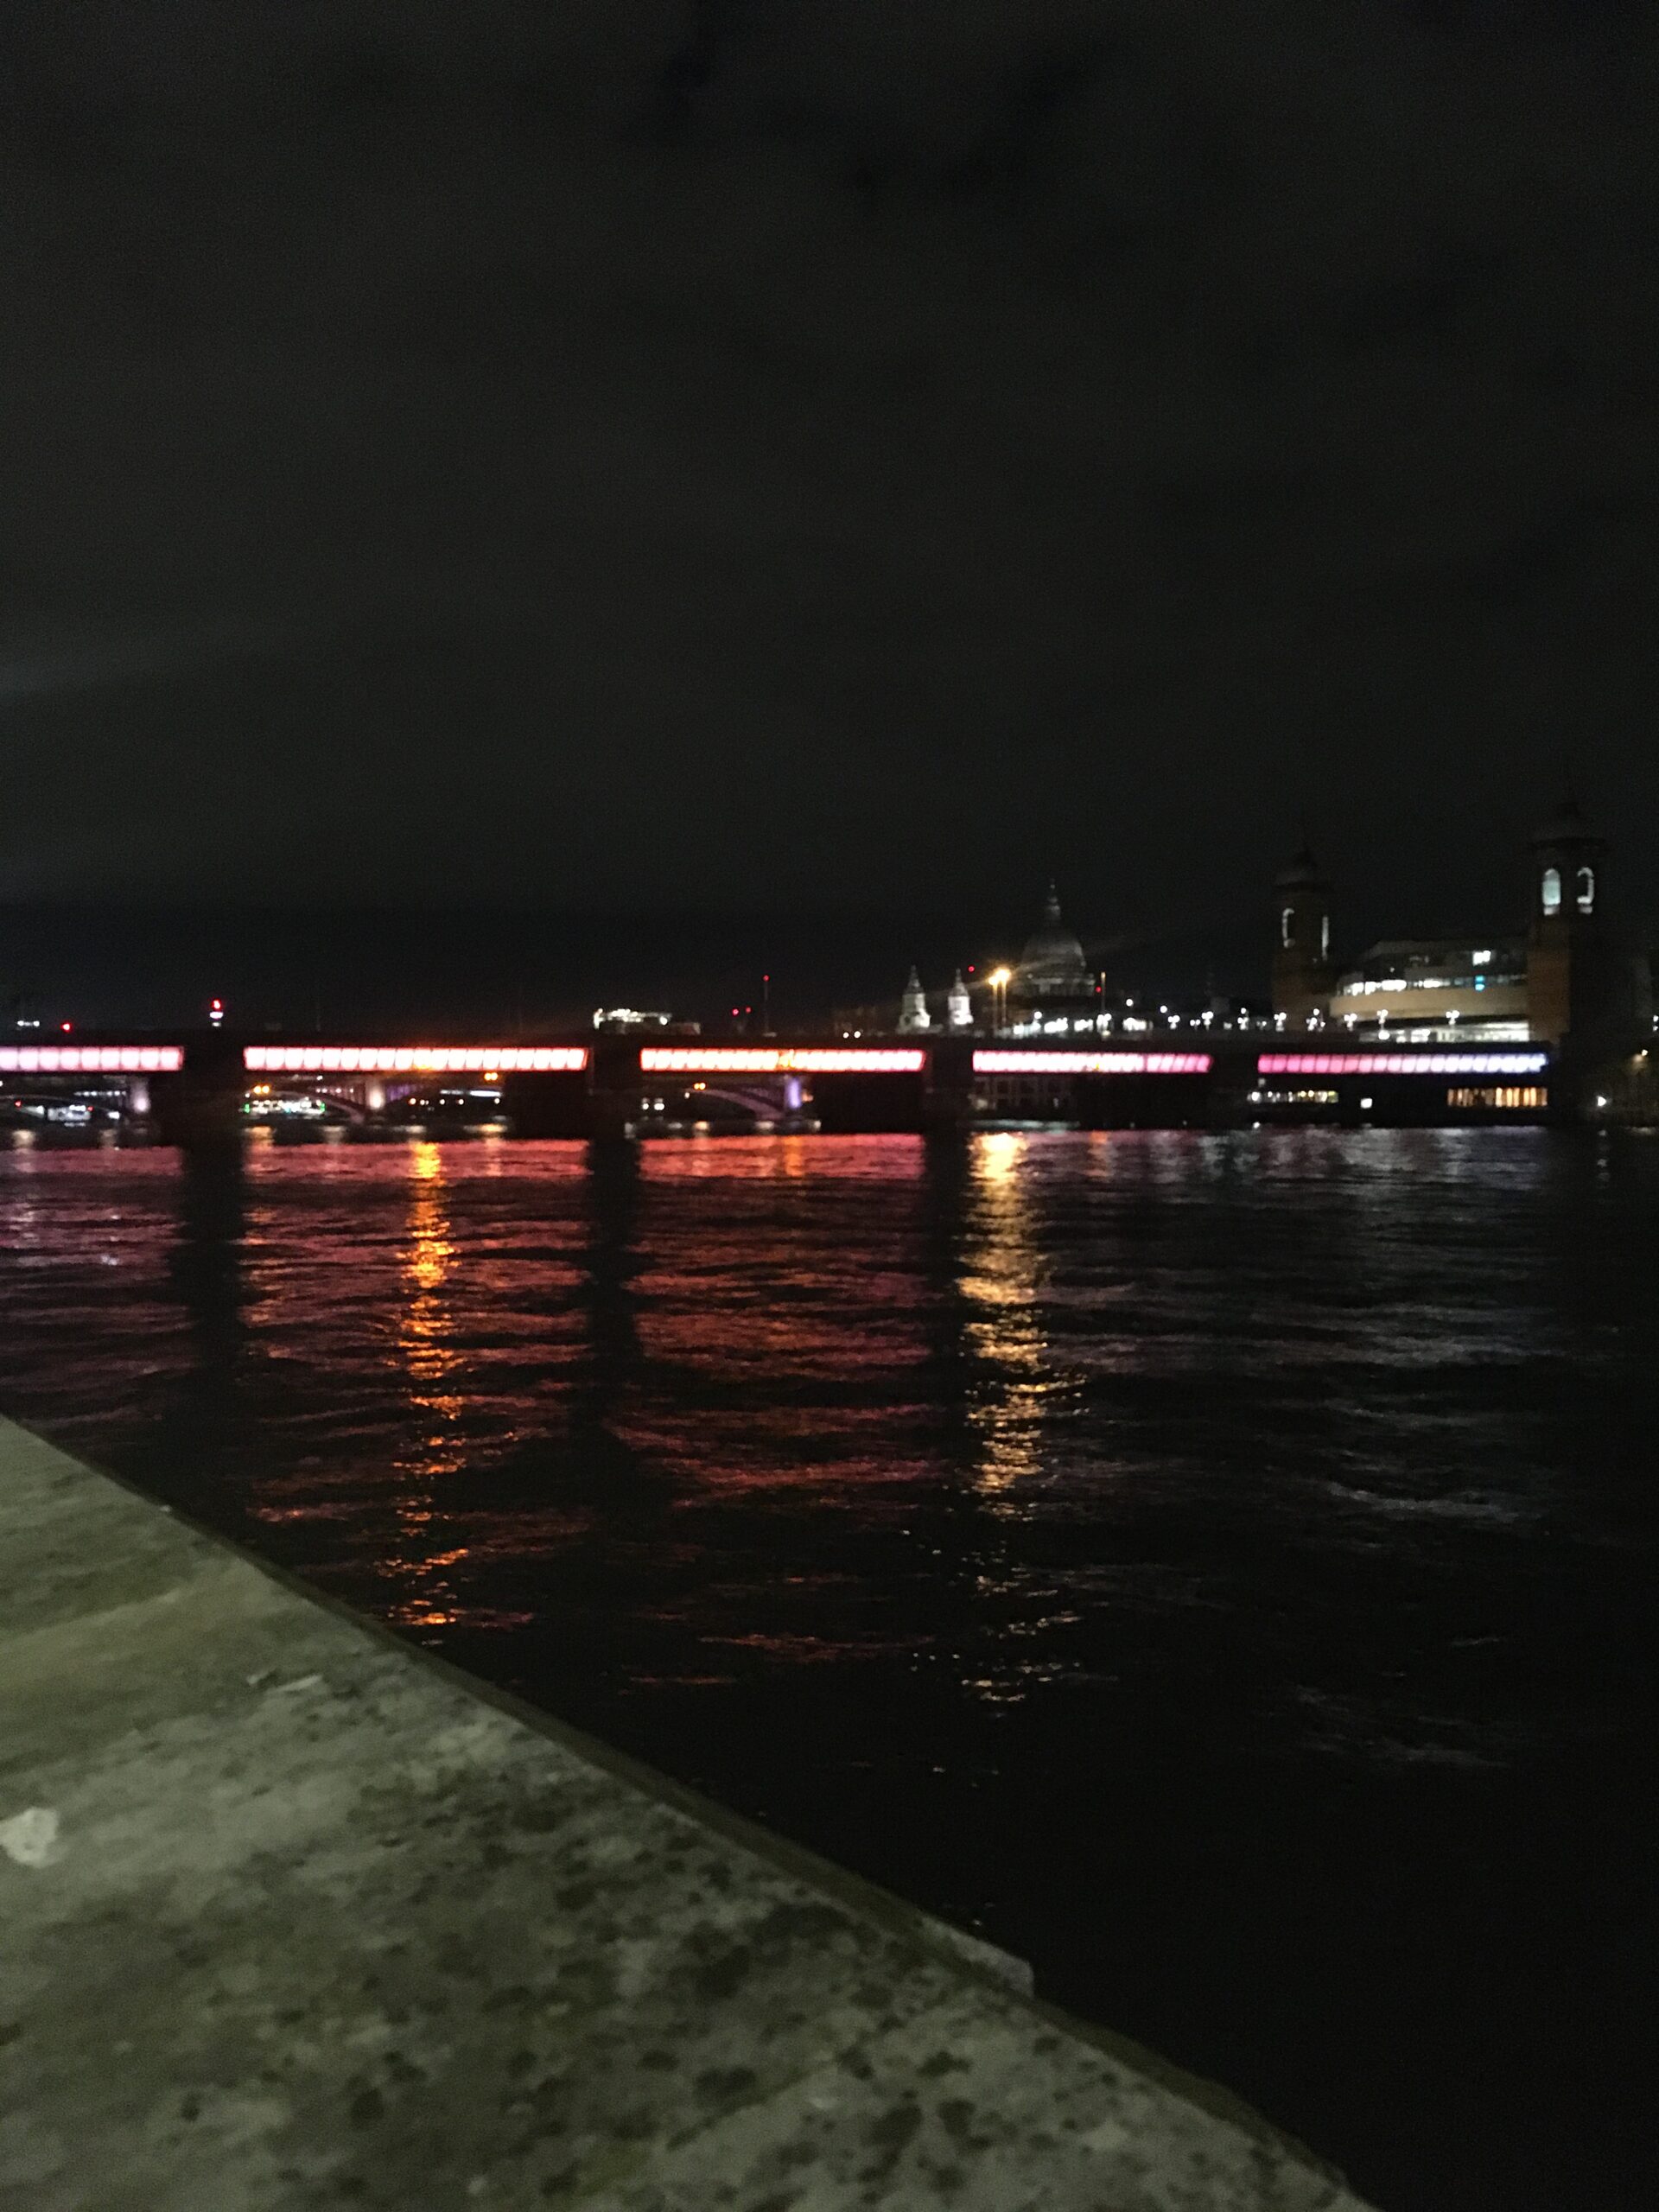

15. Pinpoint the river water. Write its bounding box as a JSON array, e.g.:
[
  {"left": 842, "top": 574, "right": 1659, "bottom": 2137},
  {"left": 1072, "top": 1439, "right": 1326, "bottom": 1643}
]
[{"left": 2, "top": 1127, "right": 1654, "bottom": 2209}]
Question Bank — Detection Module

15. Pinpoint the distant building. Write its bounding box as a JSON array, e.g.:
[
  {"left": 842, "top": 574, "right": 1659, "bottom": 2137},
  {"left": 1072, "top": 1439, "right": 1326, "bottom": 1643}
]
[
  {"left": 1327, "top": 940, "right": 1529, "bottom": 1043},
  {"left": 1005, "top": 887, "right": 1101, "bottom": 1037},
  {"left": 896, "top": 966, "right": 932, "bottom": 1033},
  {"left": 1271, "top": 801, "right": 1650, "bottom": 1054},
  {"left": 946, "top": 970, "right": 973, "bottom": 1031},
  {"left": 593, "top": 1007, "right": 699, "bottom": 1035}
]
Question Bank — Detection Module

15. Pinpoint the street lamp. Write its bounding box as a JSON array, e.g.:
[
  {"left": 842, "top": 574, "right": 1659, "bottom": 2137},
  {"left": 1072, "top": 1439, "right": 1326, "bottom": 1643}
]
[{"left": 987, "top": 967, "right": 1012, "bottom": 1034}]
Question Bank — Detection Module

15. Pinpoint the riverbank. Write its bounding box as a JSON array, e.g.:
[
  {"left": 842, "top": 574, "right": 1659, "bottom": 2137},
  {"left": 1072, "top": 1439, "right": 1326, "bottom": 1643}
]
[{"left": 1, "top": 1416, "right": 1373, "bottom": 2209}]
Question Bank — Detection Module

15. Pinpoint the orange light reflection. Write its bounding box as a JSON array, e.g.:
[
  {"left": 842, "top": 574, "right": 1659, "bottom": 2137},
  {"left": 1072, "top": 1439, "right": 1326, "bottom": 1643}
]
[
  {"left": 962, "top": 1134, "right": 1047, "bottom": 1501},
  {"left": 387, "top": 1141, "right": 467, "bottom": 1625}
]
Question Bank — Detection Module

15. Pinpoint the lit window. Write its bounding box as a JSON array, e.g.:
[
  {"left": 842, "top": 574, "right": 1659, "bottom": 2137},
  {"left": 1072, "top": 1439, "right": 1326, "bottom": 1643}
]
[
  {"left": 1576, "top": 865, "right": 1595, "bottom": 914},
  {"left": 1541, "top": 867, "right": 1561, "bottom": 915},
  {"left": 1281, "top": 906, "right": 1294, "bottom": 949},
  {"left": 1447, "top": 1087, "right": 1548, "bottom": 1111}
]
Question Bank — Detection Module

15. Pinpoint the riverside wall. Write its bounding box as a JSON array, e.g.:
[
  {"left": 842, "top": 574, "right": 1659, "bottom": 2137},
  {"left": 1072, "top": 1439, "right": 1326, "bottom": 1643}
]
[{"left": 1, "top": 1417, "right": 1376, "bottom": 2211}]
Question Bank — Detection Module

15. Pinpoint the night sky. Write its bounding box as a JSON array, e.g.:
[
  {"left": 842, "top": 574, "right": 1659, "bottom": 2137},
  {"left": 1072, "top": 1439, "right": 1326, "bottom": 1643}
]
[{"left": 3, "top": 3, "right": 1655, "bottom": 1020}]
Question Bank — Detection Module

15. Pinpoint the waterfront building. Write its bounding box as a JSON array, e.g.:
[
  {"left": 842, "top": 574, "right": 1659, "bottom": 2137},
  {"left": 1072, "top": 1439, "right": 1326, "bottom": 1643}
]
[
  {"left": 1271, "top": 802, "right": 1651, "bottom": 1055},
  {"left": 1326, "top": 940, "right": 1530, "bottom": 1043},
  {"left": 947, "top": 971, "right": 973, "bottom": 1031}
]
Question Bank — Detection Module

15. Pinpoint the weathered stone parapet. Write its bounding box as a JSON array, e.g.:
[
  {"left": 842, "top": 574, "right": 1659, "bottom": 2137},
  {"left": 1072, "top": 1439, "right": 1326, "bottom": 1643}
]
[{"left": 1, "top": 1417, "right": 1376, "bottom": 2212}]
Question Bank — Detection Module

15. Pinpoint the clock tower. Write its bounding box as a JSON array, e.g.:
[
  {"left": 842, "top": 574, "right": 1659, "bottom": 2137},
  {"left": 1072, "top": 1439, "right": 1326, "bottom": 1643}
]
[
  {"left": 1270, "top": 845, "right": 1335, "bottom": 1029},
  {"left": 1526, "top": 798, "right": 1613, "bottom": 1047}
]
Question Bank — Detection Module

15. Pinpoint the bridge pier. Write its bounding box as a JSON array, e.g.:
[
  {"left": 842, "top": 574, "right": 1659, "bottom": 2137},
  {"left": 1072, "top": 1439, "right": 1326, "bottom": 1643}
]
[
  {"left": 921, "top": 1035, "right": 977, "bottom": 1133},
  {"left": 498, "top": 1071, "right": 592, "bottom": 1138},
  {"left": 499, "top": 1037, "right": 642, "bottom": 1138},
  {"left": 586, "top": 1033, "right": 648, "bottom": 1138},
  {"left": 149, "top": 1039, "right": 247, "bottom": 1147}
]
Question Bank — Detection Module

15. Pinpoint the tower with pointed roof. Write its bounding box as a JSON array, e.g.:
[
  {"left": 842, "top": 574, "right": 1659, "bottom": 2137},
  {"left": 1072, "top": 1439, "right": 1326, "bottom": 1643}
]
[
  {"left": 946, "top": 970, "right": 973, "bottom": 1031},
  {"left": 897, "top": 965, "right": 932, "bottom": 1033}
]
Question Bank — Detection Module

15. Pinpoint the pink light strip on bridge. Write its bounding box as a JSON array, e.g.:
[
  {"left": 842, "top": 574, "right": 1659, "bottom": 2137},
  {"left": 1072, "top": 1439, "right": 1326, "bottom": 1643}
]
[
  {"left": 1259, "top": 1052, "right": 1548, "bottom": 1077},
  {"left": 641, "top": 1047, "right": 925, "bottom": 1075},
  {"left": 244, "top": 1046, "right": 588, "bottom": 1074},
  {"left": 974, "top": 1050, "right": 1212, "bottom": 1076},
  {"left": 0, "top": 1046, "right": 183, "bottom": 1073}
]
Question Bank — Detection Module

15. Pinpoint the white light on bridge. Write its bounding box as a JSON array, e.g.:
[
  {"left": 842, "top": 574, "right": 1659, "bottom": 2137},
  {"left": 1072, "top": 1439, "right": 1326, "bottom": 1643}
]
[
  {"left": 243, "top": 1046, "right": 588, "bottom": 1074},
  {"left": 973, "top": 1051, "right": 1213, "bottom": 1076},
  {"left": 1259, "top": 1052, "right": 1548, "bottom": 1077},
  {"left": 640, "top": 1048, "right": 926, "bottom": 1074},
  {"left": 0, "top": 1046, "right": 183, "bottom": 1073}
]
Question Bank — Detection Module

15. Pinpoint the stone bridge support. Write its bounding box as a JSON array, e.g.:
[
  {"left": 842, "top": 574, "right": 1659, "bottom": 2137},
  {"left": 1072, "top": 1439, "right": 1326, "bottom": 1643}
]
[{"left": 149, "top": 1037, "right": 247, "bottom": 1146}]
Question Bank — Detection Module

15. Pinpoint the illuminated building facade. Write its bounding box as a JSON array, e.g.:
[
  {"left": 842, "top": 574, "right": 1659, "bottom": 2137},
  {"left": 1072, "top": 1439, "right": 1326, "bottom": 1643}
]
[
  {"left": 1272, "top": 803, "right": 1650, "bottom": 1057},
  {"left": 1326, "top": 940, "right": 1530, "bottom": 1043},
  {"left": 593, "top": 1007, "right": 697, "bottom": 1035}
]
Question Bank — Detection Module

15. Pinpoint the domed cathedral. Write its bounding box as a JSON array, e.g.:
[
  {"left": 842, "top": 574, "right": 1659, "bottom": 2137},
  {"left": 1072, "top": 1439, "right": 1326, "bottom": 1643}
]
[
  {"left": 1525, "top": 798, "right": 1646, "bottom": 1052},
  {"left": 1269, "top": 846, "right": 1335, "bottom": 1029},
  {"left": 1010, "top": 884, "right": 1098, "bottom": 1026}
]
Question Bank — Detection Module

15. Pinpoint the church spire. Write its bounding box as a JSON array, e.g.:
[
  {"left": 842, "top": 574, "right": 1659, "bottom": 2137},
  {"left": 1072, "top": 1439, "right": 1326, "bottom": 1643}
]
[{"left": 897, "top": 965, "right": 932, "bottom": 1033}]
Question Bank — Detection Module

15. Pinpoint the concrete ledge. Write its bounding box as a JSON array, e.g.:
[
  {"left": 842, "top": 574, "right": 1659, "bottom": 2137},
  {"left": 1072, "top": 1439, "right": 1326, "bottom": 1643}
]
[{"left": 1, "top": 1417, "right": 1377, "bottom": 2210}]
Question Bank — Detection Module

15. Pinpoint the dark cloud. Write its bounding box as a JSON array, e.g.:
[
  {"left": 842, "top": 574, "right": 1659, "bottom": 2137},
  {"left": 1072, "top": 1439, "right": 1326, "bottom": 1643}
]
[{"left": 1, "top": 2, "right": 1654, "bottom": 956}]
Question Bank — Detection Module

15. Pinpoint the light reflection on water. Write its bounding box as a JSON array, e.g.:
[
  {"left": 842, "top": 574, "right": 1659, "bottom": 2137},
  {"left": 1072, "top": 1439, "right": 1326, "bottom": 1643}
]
[
  {"left": 2, "top": 1128, "right": 1656, "bottom": 2212},
  {"left": 963, "top": 1130, "right": 1050, "bottom": 1500},
  {"left": 389, "top": 1141, "right": 463, "bottom": 1625}
]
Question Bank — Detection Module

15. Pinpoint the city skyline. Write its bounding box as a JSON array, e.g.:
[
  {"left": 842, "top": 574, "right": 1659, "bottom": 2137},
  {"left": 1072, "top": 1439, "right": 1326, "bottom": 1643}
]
[
  {"left": 3, "top": 787, "right": 1649, "bottom": 1032},
  {"left": 5, "top": 812, "right": 1648, "bottom": 1041}
]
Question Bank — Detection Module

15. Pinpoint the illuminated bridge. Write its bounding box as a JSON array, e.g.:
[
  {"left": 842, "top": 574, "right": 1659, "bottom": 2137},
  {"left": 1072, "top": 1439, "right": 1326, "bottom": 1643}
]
[{"left": 2, "top": 1033, "right": 1559, "bottom": 1139}]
